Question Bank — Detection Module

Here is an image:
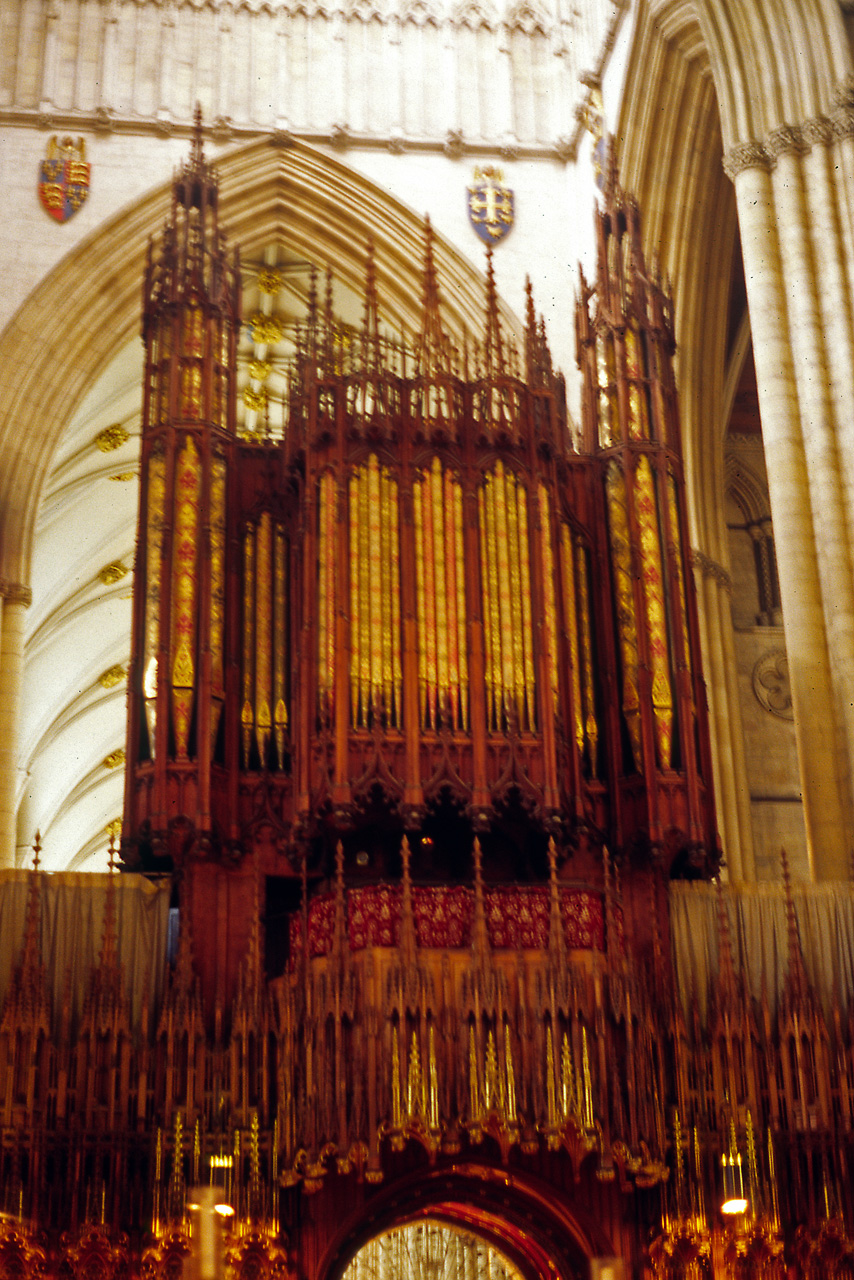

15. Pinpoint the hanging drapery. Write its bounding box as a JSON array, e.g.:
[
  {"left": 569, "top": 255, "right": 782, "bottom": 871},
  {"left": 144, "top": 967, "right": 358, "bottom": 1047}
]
[
  {"left": 670, "top": 881, "right": 854, "bottom": 1023},
  {"left": 0, "top": 871, "right": 171, "bottom": 1036}
]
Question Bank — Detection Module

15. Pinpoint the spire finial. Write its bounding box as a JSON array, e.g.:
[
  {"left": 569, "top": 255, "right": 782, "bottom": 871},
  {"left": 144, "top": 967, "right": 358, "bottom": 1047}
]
[
  {"left": 780, "top": 846, "right": 809, "bottom": 1003},
  {"left": 399, "top": 834, "right": 417, "bottom": 966},
  {"left": 547, "top": 837, "right": 566, "bottom": 965},
  {"left": 332, "top": 840, "right": 347, "bottom": 966},
  {"left": 471, "top": 837, "right": 489, "bottom": 959},
  {"left": 415, "top": 216, "right": 450, "bottom": 375},
  {"left": 483, "top": 245, "right": 504, "bottom": 377},
  {"left": 361, "top": 239, "right": 381, "bottom": 371},
  {"left": 714, "top": 876, "right": 737, "bottom": 1002},
  {"left": 32, "top": 830, "right": 41, "bottom": 873},
  {"left": 191, "top": 102, "right": 204, "bottom": 168}
]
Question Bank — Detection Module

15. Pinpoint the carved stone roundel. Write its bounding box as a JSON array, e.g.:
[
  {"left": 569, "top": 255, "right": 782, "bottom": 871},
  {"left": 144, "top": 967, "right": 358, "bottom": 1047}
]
[{"left": 753, "top": 649, "right": 794, "bottom": 720}]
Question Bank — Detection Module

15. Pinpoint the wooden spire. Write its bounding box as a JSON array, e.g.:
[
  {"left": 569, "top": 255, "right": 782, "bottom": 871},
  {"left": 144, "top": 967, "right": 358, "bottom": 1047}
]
[{"left": 414, "top": 217, "right": 450, "bottom": 375}]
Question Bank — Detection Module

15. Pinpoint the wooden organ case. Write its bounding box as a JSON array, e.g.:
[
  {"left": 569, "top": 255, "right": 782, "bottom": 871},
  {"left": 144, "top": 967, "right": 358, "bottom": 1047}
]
[{"left": 123, "top": 128, "right": 717, "bottom": 989}]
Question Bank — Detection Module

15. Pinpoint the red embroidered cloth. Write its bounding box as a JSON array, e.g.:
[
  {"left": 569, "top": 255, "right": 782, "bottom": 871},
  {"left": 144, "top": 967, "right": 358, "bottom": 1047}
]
[{"left": 288, "top": 884, "right": 607, "bottom": 960}]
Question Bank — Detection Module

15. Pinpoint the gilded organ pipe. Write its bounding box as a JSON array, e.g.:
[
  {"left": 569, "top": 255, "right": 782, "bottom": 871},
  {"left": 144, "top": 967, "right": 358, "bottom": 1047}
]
[
  {"left": 171, "top": 435, "right": 201, "bottom": 758},
  {"left": 318, "top": 472, "right": 336, "bottom": 717},
  {"left": 209, "top": 454, "right": 226, "bottom": 750},
  {"left": 479, "top": 462, "right": 536, "bottom": 732},
  {"left": 255, "top": 512, "right": 273, "bottom": 765},
  {"left": 575, "top": 539, "right": 598, "bottom": 774},
  {"left": 605, "top": 460, "right": 642, "bottom": 770},
  {"left": 274, "top": 524, "right": 288, "bottom": 769},
  {"left": 558, "top": 521, "right": 584, "bottom": 757},
  {"left": 242, "top": 525, "right": 255, "bottom": 767},
  {"left": 634, "top": 455, "right": 673, "bottom": 770},
  {"left": 414, "top": 458, "right": 469, "bottom": 731},
  {"left": 349, "top": 455, "right": 401, "bottom": 727},
  {"left": 143, "top": 448, "right": 166, "bottom": 757},
  {"left": 539, "top": 487, "right": 560, "bottom": 718}
]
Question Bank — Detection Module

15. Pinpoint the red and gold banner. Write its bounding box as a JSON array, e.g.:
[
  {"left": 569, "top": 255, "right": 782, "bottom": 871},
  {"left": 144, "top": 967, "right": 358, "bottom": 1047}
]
[{"left": 289, "top": 883, "right": 606, "bottom": 960}]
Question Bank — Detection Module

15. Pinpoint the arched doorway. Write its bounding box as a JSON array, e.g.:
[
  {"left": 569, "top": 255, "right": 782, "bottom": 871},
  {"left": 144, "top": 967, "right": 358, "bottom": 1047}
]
[
  {"left": 340, "top": 1222, "right": 524, "bottom": 1280},
  {"left": 316, "top": 1165, "right": 607, "bottom": 1280}
]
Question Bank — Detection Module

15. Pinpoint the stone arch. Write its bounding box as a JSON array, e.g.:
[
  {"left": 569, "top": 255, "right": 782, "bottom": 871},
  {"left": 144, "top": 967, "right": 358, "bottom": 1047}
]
[
  {"left": 724, "top": 455, "right": 769, "bottom": 526},
  {"left": 315, "top": 1164, "right": 607, "bottom": 1280},
  {"left": 0, "top": 135, "right": 518, "bottom": 590}
]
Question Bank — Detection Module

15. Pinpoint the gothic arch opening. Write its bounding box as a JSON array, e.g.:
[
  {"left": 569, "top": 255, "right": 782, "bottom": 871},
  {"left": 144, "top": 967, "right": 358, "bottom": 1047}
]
[
  {"left": 316, "top": 1166, "right": 605, "bottom": 1280},
  {"left": 338, "top": 1223, "right": 527, "bottom": 1280}
]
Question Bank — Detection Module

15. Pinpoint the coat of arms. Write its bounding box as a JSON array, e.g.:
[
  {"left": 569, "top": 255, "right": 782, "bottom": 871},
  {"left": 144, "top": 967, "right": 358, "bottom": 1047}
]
[
  {"left": 38, "top": 135, "right": 90, "bottom": 223},
  {"left": 467, "top": 166, "right": 514, "bottom": 246}
]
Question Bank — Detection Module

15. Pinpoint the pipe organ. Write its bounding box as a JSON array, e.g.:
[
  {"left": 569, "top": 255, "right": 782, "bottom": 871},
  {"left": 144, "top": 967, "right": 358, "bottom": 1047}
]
[{"left": 124, "top": 131, "right": 718, "bottom": 911}]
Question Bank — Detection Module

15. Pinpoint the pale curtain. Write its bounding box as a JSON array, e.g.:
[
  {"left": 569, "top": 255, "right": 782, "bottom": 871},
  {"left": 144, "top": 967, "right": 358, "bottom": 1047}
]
[
  {"left": 0, "top": 870, "right": 171, "bottom": 1034},
  {"left": 669, "top": 881, "right": 854, "bottom": 1023}
]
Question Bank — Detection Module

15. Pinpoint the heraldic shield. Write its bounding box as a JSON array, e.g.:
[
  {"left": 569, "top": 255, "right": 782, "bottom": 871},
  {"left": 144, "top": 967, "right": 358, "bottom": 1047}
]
[
  {"left": 38, "top": 136, "right": 90, "bottom": 223},
  {"left": 467, "top": 166, "right": 514, "bottom": 245}
]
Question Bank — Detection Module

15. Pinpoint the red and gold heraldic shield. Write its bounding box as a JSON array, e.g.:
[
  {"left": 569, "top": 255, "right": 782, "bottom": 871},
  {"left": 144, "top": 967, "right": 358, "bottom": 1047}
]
[{"left": 38, "top": 135, "right": 90, "bottom": 223}]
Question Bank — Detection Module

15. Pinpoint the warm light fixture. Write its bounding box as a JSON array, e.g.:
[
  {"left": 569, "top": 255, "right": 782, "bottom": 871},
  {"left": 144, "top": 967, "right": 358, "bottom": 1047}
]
[
  {"left": 214, "top": 1204, "right": 235, "bottom": 1217},
  {"left": 721, "top": 1151, "right": 748, "bottom": 1215}
]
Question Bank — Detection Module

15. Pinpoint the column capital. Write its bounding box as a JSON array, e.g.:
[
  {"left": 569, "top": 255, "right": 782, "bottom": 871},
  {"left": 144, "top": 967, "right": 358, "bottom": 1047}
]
[
  {"left": 690, "top": 548, "right": 732, "bottom": 594},
  {"left": 766, "top": 124, "right": 810, "bottom": 160},
  {"left": 0, "top": 582, "right": 32, "bottom": 607},
  {"left": 831, "top": 77, "right": 854, "bottom": 138},
  {"left": 722, "top": 140, "right": 770, "bottom": 179},
  {"left": 723, "top": 79, "right": 854, "bottom": 179}
]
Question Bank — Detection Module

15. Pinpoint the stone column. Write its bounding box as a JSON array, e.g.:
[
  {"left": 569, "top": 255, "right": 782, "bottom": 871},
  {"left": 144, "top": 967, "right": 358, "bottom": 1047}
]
[
  {"left": 692, "top": 551, "right": 755, "bottom": 882},
  {"left": 0, "top": 583, "right": 31, "bottom": 870},
  {"left": 725, "top": 141, "right": 851, "bottom": 880}
]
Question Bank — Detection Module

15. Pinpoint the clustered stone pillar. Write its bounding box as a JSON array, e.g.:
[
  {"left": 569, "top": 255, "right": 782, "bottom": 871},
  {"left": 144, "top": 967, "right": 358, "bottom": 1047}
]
[
  {"left": 724, "top": 83, "right": 854, "bottom": 880},
  {"left": 0, "top": 582, "right": 30, "bottom": 870}
]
